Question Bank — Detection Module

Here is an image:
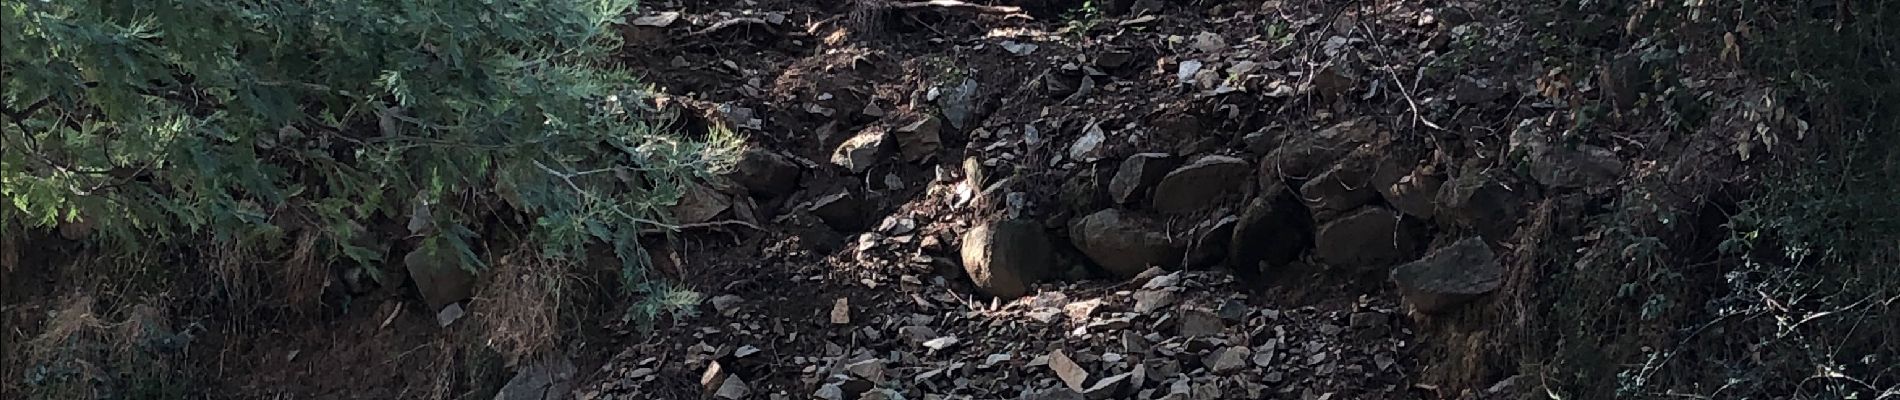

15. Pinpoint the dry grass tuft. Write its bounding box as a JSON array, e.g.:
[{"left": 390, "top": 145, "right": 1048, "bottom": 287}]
[
  {"left": 24, "top": 295, "right": 110, "bottom": 399},
  {"left": 22, "top": 294, "right": 189, "bottom": 399},
  {"left": 1411, "top": 200, "right": 1553, "bottom": 392},
  {"left": 206, "top": 230, "right": 329, "bottom": 314},
  {"left": 421, "top": 329, "right": 508, "bottom": 400},
  {"left": 282, "top": 229, "right": 327, "bottom": 312},
  {"left": 1, "top": 226, "right": 18, "bottom": 273},
  {"left": 26, "top": 295, "right": 105, "bottom": 361},
  {"left": 475, "top": 245, "right": 575, "bottom": 366},
  {"left": 427, "top": 336, "right": 460, "bottom": 400},
  {"left": 209, "top": 242, "right": 265, "bottom": 311},
  {"left": 846, "top": 0, "right": 891, "bottom": 36}
]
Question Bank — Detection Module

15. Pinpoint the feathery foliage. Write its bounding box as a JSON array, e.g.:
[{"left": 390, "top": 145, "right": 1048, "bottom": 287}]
[{"left": 1, "top": 0, "right": 728, "bottom": 321}]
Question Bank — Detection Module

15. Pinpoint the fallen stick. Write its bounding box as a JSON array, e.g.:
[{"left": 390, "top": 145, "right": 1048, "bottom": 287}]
[
  {"left": 688, "top": 17, "right": 778, "bottom": 37},
  {"left": 890, "top": 0, "right": 1031, "bottom": 18}
]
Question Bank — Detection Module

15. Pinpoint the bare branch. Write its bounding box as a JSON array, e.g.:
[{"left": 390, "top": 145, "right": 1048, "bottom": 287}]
[{"left": 889, "top": 0, "right": 1031, "bottom": 18}]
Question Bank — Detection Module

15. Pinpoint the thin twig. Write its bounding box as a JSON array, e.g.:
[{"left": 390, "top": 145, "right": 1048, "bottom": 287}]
[
  {"left": 888, "top": 0, "right": 1030, "bottom": 18},
  {"left": 671, "top": 220, "right": 763, "bottom": 232},
  {"left": 533, "top": 160, "right": 760, "bottom": 234},
  {"left": 1358, "top": 22, "right": 1446, "bottom": 131},
  {"left": 534, "top": 160, "right": 676, "bottom": 229}
]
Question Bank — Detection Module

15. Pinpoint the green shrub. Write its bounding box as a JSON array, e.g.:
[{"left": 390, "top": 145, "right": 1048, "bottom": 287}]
[{"left": 1, "top": 0, "right": 728, "bottom": 320}]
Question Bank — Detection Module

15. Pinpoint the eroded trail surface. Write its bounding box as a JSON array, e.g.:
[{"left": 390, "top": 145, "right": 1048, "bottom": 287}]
[{"left": 573, "top": 0, "right": 1569, "bottom": 399}]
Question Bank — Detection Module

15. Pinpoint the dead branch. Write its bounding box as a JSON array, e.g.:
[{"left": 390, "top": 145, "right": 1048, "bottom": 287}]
[
  {"left": 890, "top": 0, "right": 1032, "bottom": 19},
  {"left": 689, "top": 17, "right": 780, "bottom": 37}
]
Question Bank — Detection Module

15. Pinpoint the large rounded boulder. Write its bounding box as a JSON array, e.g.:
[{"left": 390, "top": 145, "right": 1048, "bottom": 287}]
[{"left": 961, "top": 219, "right": 1055, "bottom": 298}]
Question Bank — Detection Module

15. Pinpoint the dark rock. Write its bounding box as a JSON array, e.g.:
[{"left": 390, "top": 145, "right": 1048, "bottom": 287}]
[
  {"left": 1349, "top": 311, "right": 1391, "bottom": 338},
  {"left": 1071, "top": 209, "right": 1183, "bottom": 277},
  {"left": 1122, "top": 331, "right": 1152, "bottom": 354},
  {"left": 1023, "top": 387, "right": 1086, "bottom": 400},
  {"left": 1085, "top": 372, "right": 1136, "bottom": 399},
  {"left": 1449, "top": 75, "right": 1508, "bottom": 104},
  {"left": 1375, "top": 165, "right": 1443, "bottom": 220},
  {"left": 1313, "top": 207, "right": 1422, "bottom": 271},
  {"left": 1349, "top": 311, "right": 1388, "bottom": 330},
  {"left": 1096, "top": 50, "right": 1136, "bottom": 69},
  {"left": 404, "top": 245, "right": 476, "bottom": 312},
  {"left": 1184, "top": 215, "right": 1238, "bottom": 267},
  {"left": 938, "top": 78, "right": 980, "bottom": 130},
  {"left": 1174, "top": 137, "right": 1224, "bottom": 157},
  {"left": 1109, "top": 153, "right": 1182, "bottom": 205},
  {"left": 1435, "top": 6, "right": 1475, "bottom": 26},
  {"left": 1600, "top": 55, "right": 1646, "bottom": 111},
  {"left": 846, "top": 359, "right": 887, "bottom": 381},
  {"left": 1259, "top": 117, "right": 1383, "bottom": 181},
  {"left": 494, "top": 354, "right": 577, "bottom": 400},
  {"left": 713, "top": 375, "right": 749, "bottom": 399},
  {"left": 57, "top": 214, "right": 94, "bottom": 240},
  {"left": 1422, "top": 31, "right": 1452, "bottom": 51},
  {"left": 832, "top": 127, "right": 892, "bottom": 174},
  {"left": 1179, "top": 308, "right": 1224, "bottom": 337},
  {"left": 809, "top": 191, "right": 867, "bottom": 231},
  {"left": 1217, "top": 299, "right": 1248, "bottom": 321},
  {"left": 898, "top": 325, "right": 938, "bottom": 346},
  {"left": 727, "top": 192, "right": 761, "bottom": 225},
  {"left": 1060, "top": 163, "right": 1115, "bottom": 220},
  {"left": 341, "top": 266, "right": 377, "bottom": 294},
  {"left": 961, "top": 219, "right": 1056, "bottom": 298},
  {"left": 1241, "top": 129, "right": 1279, "bottom": 155},
  {"left": 709, "top": 295, "right": 744, "bottom": 316},
  {"left": 1511, "top": 124, "right": 1622, "bottom": 190},
  {"left": 1390, "top": 237, "right": 1502, "bottom": 314},
  {"left": 1299, "top": 152, "right": 1382, "bottom": 221},
  {"left": 726, "top": 148, "right": 801, "bottom": 197},
  {"left": 792, "top": 226, "right": 846, "bottom": 253},
  {"left": 1152, "top": 111, "right": 1205, "bottom": 140},
  {"left": 837, "top": 378, "right": 875, "bottom": 398},
  {"left": 671, "top": 182, "right": 732, "bottom": 224},
  {"left": 1310, "top": 65, "right": 1357, "bottom": 99},
  {"left": 1531, "top": 144, "right": 1624, "bottom": 190},
  {"left": 1130, "top": 0, "right": 1163, "bottom": 15},
  {"left": 1435, "top": 168, "right": 1523, "bottom": 239},
  {"left": 1228, "top": 184, "right": 1314, "bottom": 283},
  {"left": 1152, "top": 155, "right": 1251, "bottom": 214},
  {"left": 1188, "top": 32, "right": 1228, "bottom": 53},
  {"left": 894, "top": 115, "right": 943, "bottom": 162}
]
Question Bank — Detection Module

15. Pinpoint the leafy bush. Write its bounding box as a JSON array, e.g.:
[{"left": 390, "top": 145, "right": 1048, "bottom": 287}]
[
  {"left": 1523, "top": 0, "right": 1899, "bottom": 398},
  {"left": 1, "top": 0, "right": 728, "bottom": 320}
]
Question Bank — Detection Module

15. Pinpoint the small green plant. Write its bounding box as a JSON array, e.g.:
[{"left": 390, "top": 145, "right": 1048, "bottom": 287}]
[
  {"left": 1425, "top": 24, "right": 1494, "bottom": 79},
  {"left": 1062, "top": 1, "right": 1102, "bottom": 38},
  {"left": 1263, "top": 21, "right": 1295, "bottom": 48},
  {"left": 923, "top": 55, "right": 969, "bottom": 88}
]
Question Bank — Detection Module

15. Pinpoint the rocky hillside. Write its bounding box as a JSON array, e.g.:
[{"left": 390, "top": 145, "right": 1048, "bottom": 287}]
[
  {"left": 6, "top": 0, "right": 1890, "bottom": 399},
  {"left": 533, "top": 0, "right": 1833, "bottom": 399}
]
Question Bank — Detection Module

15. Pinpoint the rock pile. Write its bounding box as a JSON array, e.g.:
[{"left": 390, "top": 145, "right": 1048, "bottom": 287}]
[{"left": 581, "top": 270, "right": 1415, "bottom": 400}]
